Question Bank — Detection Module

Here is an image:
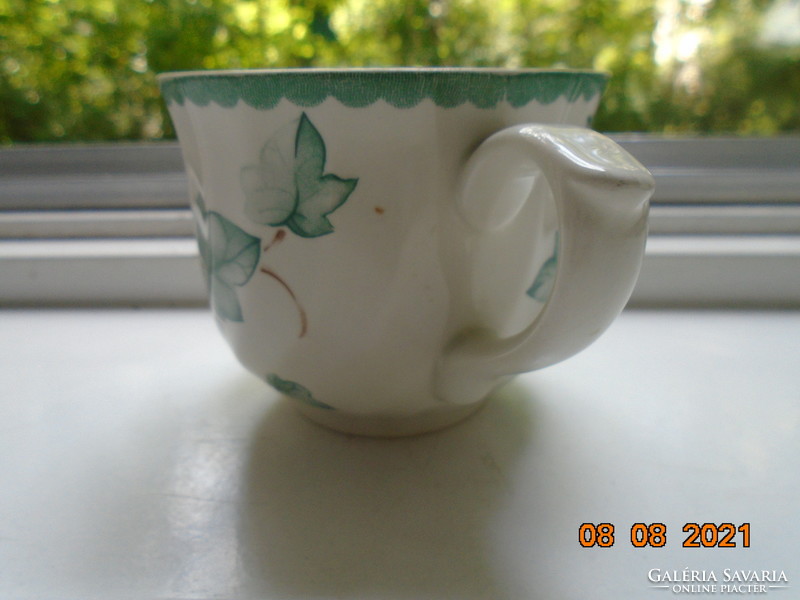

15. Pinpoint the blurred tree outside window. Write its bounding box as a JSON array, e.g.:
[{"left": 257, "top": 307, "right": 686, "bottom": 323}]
[{"left": 0, "top": 0, "right": 798, "bottom": 144}]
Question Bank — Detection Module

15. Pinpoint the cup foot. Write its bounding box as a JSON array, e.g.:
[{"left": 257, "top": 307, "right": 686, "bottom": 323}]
[{"left": 293, "top": 399, "right": 488, "bottom": 437}]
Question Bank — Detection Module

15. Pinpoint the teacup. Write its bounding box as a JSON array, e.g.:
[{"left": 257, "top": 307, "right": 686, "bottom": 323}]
[{"left": 159, "top": 68, "right": 653, "bottom": 436}]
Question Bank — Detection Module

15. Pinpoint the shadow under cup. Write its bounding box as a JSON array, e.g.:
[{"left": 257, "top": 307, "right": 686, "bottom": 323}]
[{"left": 158, "top": 69, "right": 616, "bottom": 436}]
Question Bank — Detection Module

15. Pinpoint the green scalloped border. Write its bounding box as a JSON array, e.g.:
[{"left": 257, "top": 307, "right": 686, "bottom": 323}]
[{"left": 159, "top": 70, "right": 607, "bottom": 110}]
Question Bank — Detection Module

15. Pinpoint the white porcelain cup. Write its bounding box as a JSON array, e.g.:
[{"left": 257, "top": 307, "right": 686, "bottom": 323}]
[{"left": 159, "top": 68, "right": 654, "bottom": 436}]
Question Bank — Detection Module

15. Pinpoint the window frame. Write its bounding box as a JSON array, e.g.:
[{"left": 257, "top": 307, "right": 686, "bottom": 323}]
[{"left": 1, "top": 136, "right": 799, "bottom": 308}]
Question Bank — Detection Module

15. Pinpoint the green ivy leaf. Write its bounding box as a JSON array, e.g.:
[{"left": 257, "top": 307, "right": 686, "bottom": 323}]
[
  {"left": 211, "top": 278, "right": 245, "bottom": 322},
  {"left": 193, "top": 193, "right": 212, "bottom": 285},
  {"left": 241, "top": 113, "right": 358, "bottom": 238},
  {"left": 241, "top": 122, "right": 297, "bottom": 226},
  {"left": 195, "top": 201, "right": 261, "bottom": 322},
  {"left": 266, "top": 373, "right": 334, "bottom": 410},
  {"left": 208, "top": 212, "right": 260, "bottom": 287},
  {"left": 526, "top": 233, "right": 559, "bottom": 303}
]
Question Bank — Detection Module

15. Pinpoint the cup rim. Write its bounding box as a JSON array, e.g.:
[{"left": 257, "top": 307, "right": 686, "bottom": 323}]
[
  {"left": 157, "top": 67, "right": 607, "bottom": 83},
  {"left": 158, "top": 67, "right": 609, "bottom": 111}
]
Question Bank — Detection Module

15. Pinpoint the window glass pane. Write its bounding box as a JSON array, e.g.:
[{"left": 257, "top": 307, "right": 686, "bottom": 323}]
[{"left": 1, "top": 0, "right": 798, "bottom": 143}]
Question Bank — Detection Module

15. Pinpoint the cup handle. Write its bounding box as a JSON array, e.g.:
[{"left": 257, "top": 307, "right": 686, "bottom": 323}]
[{"left": 435, "top": 124, "right": 654, "bottom": 405}]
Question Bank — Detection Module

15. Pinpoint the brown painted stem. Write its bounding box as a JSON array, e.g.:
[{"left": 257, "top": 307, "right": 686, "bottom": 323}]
[
  {"left": 260, "top": 267, "right": 308, "bottom": 338},
  {"left": 263, "top": 228, "right": 286, "bottom": 253}
]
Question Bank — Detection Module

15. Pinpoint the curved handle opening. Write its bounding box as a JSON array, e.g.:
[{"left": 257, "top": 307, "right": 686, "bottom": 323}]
[{"left": 435, "top": 124, "right": 653, "bottom": 405}]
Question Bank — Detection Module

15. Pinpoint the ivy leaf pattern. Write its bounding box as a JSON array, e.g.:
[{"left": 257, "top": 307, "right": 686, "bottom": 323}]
[
  {"left": 193, "top": 193, "right": 212, "bottom": 285},
  {"left": 241, "top": 113, "right": 358, "bottom": 238},
  {"left": 526, "top": 233, "right": 559, "bottom": 303},
  {"left": 195, "top": 196, "right": 261, "bottom": 322},
  {"left": 267, "top": 373, "right": 335, "bottom": 410}
]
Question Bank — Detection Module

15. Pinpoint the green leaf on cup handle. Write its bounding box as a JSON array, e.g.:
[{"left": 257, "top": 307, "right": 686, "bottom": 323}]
[{"left": 526, "top": 232, "right": 559, "bottom": 303}]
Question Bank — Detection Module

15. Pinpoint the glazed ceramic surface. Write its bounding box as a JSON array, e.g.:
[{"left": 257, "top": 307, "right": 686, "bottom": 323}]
[{"left": 159, "top": 68, "right": 653, "bottom": 436}]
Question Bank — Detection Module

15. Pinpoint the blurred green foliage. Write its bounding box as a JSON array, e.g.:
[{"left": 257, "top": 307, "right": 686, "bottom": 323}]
[{"left": 1, "top": 0, "right": 798, "bottom": 142}]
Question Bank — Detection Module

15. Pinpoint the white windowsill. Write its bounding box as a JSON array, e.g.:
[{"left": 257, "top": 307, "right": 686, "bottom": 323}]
[
  {"left": 2, "top": 233, "right": 799, "bottom": 308},
  {"left": 1, "top": 307, "right": 797, "bottom": 598},
  {"left": 1, "top": 137, "right": 799, "bottom": 308}
]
